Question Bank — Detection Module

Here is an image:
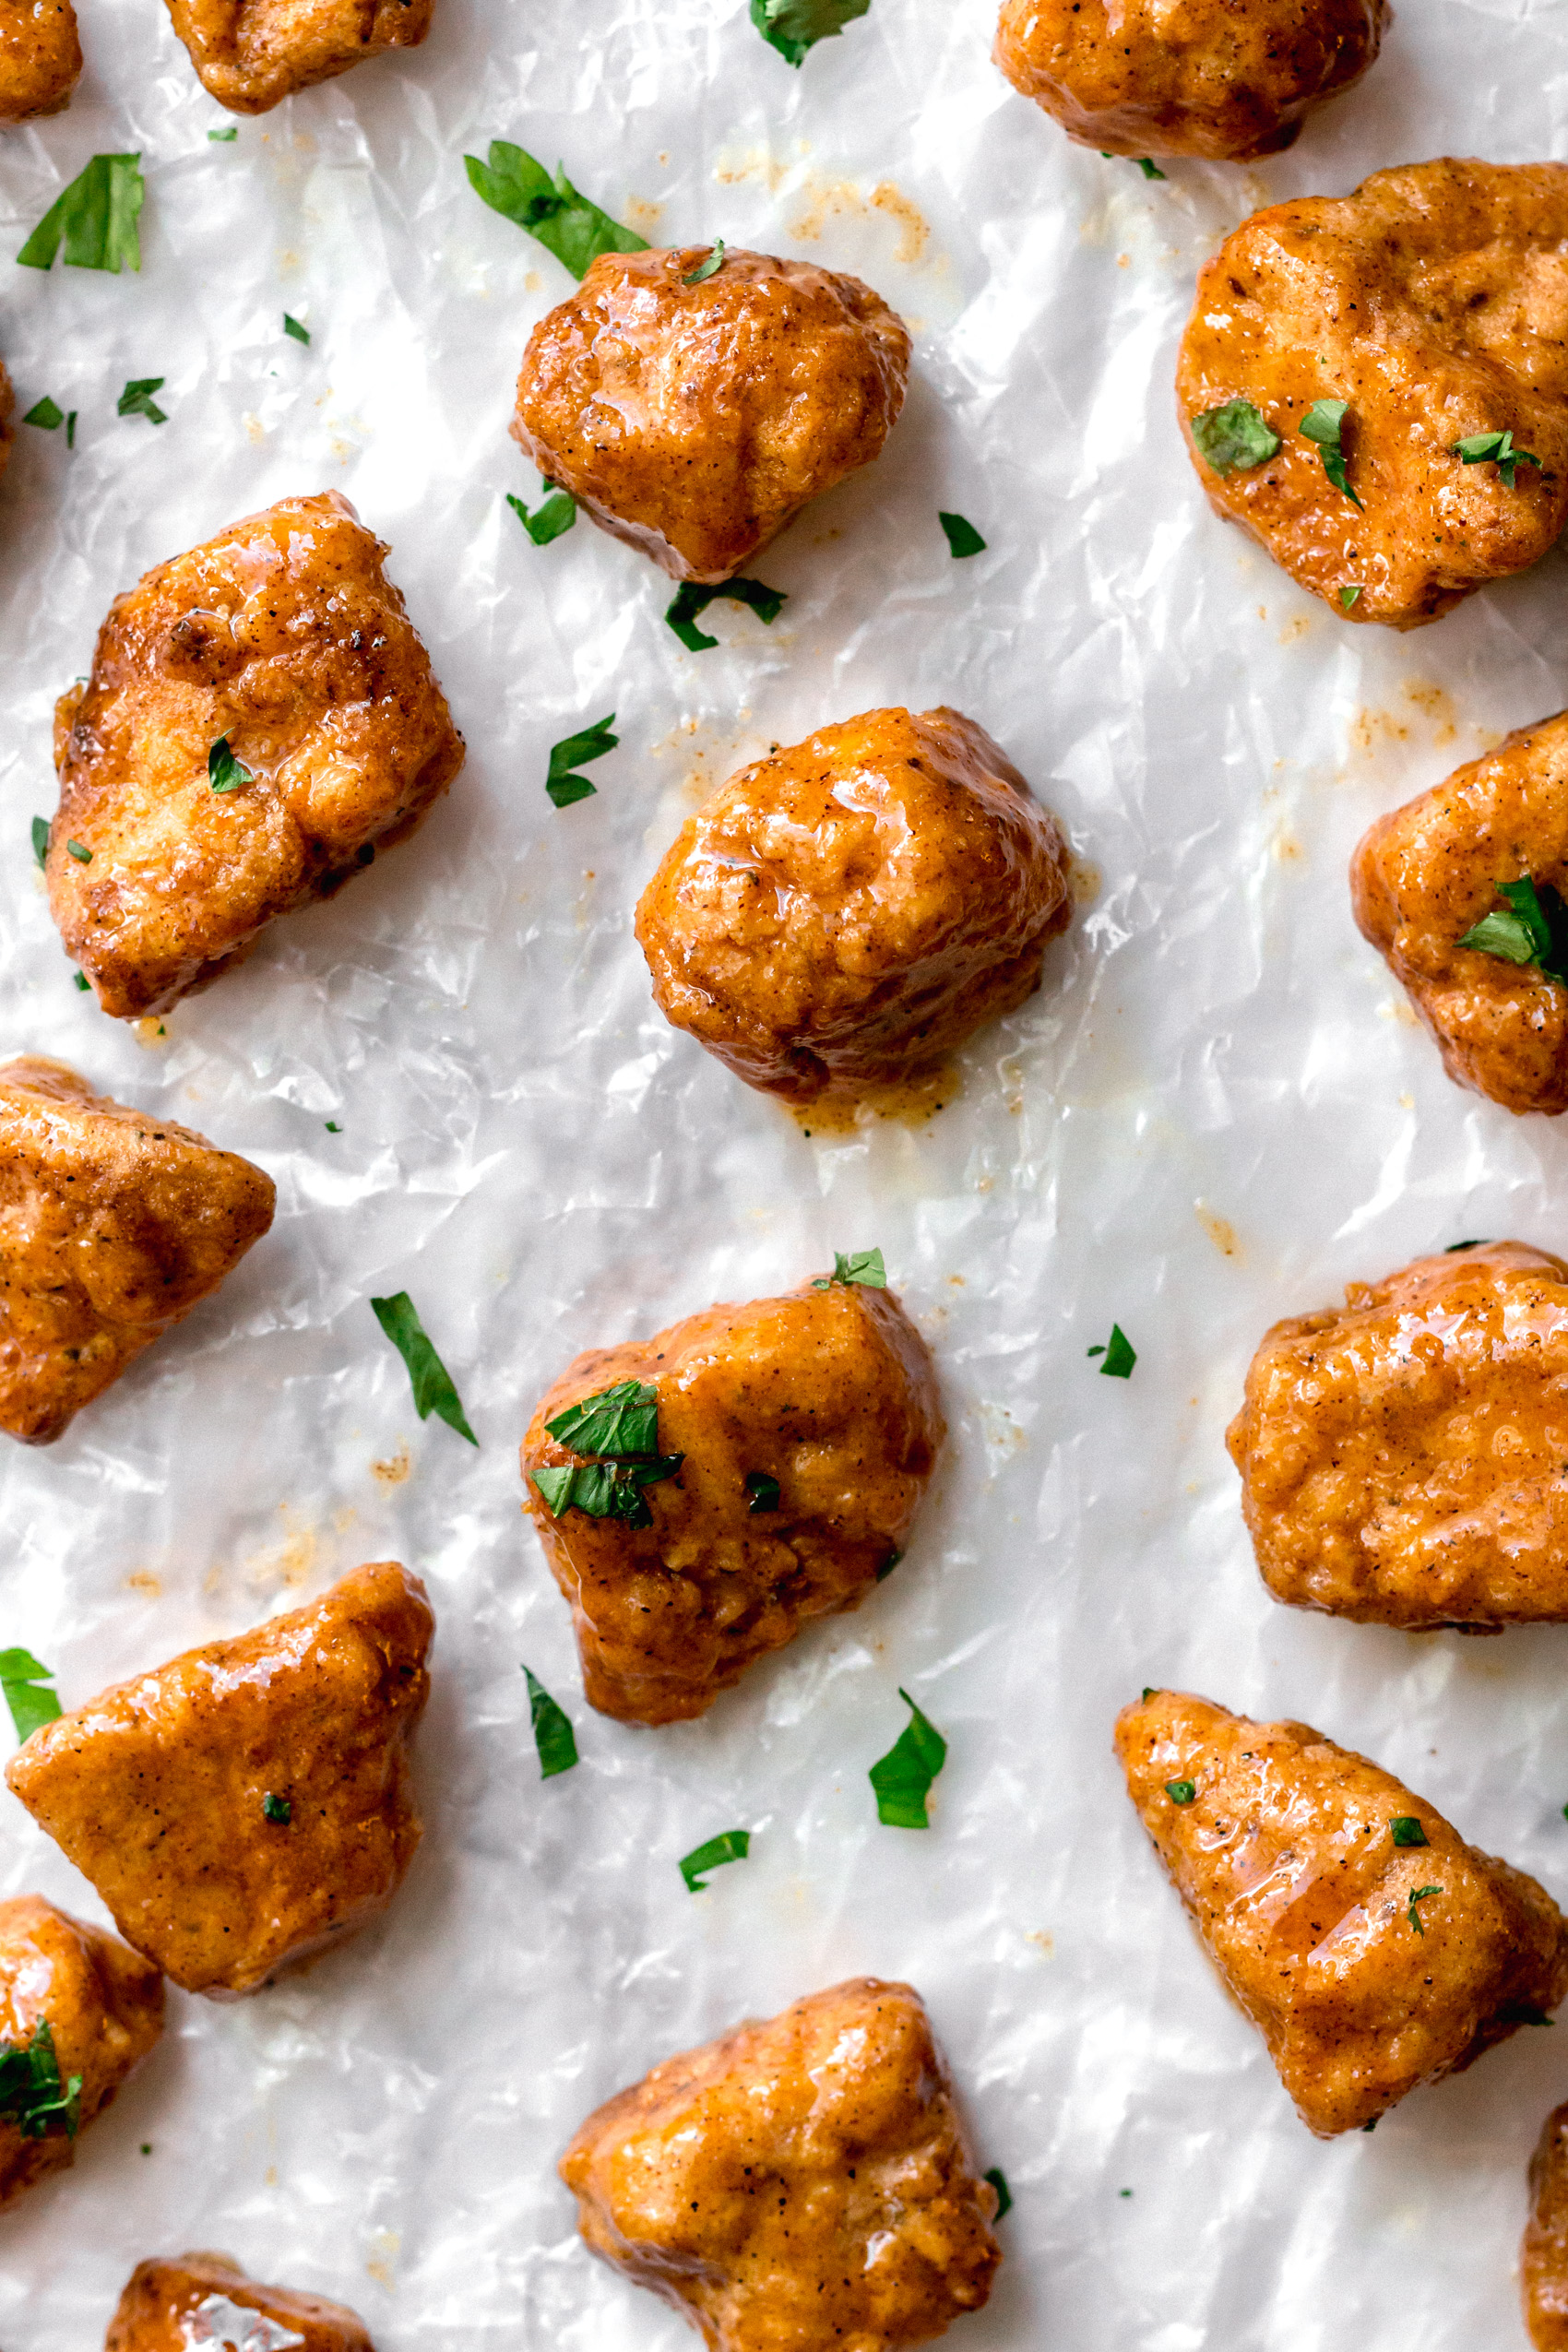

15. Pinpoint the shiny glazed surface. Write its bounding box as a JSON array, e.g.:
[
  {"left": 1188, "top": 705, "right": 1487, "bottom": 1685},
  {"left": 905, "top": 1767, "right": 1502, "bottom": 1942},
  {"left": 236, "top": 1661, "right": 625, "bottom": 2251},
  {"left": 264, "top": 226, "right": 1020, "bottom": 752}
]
[
  {"left": 994, "top": 0, "right": 1384, "bottom": 160},
  {"left": 636, "top": 707, "right": 1072, "bottom": 1103},
  {"left": 162, "top": 0, "right": 432, "bottom": 113},
  {"left": 1176, "top": 160, "right": 1568, "bottom": 626},
  {"left": 106, "top": 2254, "right": 374, "bottom": 2352},
  {"left": 1351, "top": 708, "right": 1568, "bottom": 1114},
  {"left": 1117, "top": 1690, "right": 1568, "bottom": 2136},
  {"left": 6, "top": 1562, "right": 433, "bottom": 1997},
  {"left": 0, "top": 0, "right": 78, "bottom": 117},
  {"left": 512, "top": 247, "right": 909, "bottom": 584},
  {"left": 47, "top": 490, "right": 464, "bottom": 1018},
  {"left": 0, "top": 1894, "right": 162, "bottom": 2212},
  {"left": 522, "top": 1277, "right": 944, "bottom": 1726},
  {"left": 560, "top": 1977, "right": 1002, "bottom": 2352},
  {"left": 0, "top": 1054, "right": 275, "bottom": 1446},
  {"left": 1526, "top": 2105, "right": 1568, "bottom": 2350},
  {"left": 1227, "top": 1241, "right": 1568, "bottom": 1626}
]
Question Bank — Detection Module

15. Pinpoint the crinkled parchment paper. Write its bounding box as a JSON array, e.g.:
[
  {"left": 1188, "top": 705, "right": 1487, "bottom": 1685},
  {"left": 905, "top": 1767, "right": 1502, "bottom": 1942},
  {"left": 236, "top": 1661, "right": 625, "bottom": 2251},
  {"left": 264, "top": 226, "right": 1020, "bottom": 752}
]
[{"left": 2, "top": 0, "right": 1568, "bottom": 2342}]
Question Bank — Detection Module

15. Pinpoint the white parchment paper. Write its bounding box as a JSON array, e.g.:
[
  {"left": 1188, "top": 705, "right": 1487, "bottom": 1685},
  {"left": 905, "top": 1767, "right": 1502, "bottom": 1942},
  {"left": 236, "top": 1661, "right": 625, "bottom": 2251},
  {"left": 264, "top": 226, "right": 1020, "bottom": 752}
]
[{"left": 2, "top": 0, "right": 1568, "bottom": 2342}]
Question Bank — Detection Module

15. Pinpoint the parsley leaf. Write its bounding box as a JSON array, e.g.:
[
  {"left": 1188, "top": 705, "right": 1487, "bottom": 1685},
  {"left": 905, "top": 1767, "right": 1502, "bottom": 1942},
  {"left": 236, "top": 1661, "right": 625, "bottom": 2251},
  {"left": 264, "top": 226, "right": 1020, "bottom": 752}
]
[
  {"left": 1457, "top": 875, "right": 1568, "bottom": 981},
  {"left": 117, "top": 378, "right": 167, "bottom": 425},
  {"left": 65, "top": 838, "right": 90, "bottom": 863},
  {"left": 73, "top": 972, "right": 89, "bottom": 991},
  {"left": 532, "top": 1457, "right": 683, "bottom": 1526},
  {"left": 939, "top": 511, "right": 986, "bottom": 559},
  {"left": 0, "top": 1650, "right": 61, "bottom": 1743},
  {"left": 208, "top": 735, "right": 252, "bottom": 794},
  {"left": 876, "top": 1548, "right": 902, "bottom": 1581},
  {"left": 22, "top": 398, "right": 63, "bottom": 431},
  {"left": 208, "top": 126, "right": 238, "bottom": 142},
  {"left": 0, "top": 2021, "right": 80, "bottom": 2141},
  {"left": 370, "top": 1291, "right": 477, "bottom": 1445},
  {"left": 1134, "top": 158, "right": 1166, "bottom": 179},
  {"left": 812, "top": 1249, "right": 886, "bottom": 1290},
  {"left": 744, "top": 1470, "right": 780, "bottom": 1514},
  {"left": 665, "top": 577, "right": 786, "bottom": 651},
  {"left": 1453, "top": 428, "right": 1540, "bottom": 491},
  {"left": 984, "top": 2167, "right": 1012, "bottom": 2219},
  {"left": 1087, "top": 1324, "right": 1135, "bottom": 1378},
  {"left": 464, "top": 142, "right": 648, "bottom": 278},
  {"left": 283, "top": 313, "right": 310, "bottom": 345},
  {"left": 1164, "top": 1777, "right": 1196, "bottom": 1804},
  {"left": 546, "top": 1378, "right": 659, "bottom": 1458},
  {"left": 870, "top": 1688, "right": 947, "bottom": 1828},
  {"left": 750, "top": 0, "right": 870, "bottom": 65},
  {"left": 680, "top": 1828, "right": 751, "bottom": 1890},
  {"left": 1444, "top": 1239, "right": 1486, "bottom": 1252},
  {"left": 18, "top": 154, "right": 143, "bottom": 273},
  {"left": 1300, "top": 399, "right": 1361, "bottom": 507},
  {"left": 1407, "top": 1883, "right": 1441, "bottom": 1935},
  {"left": 508, "top": 483, "right": 576, "bottom": 546},
  {"left": 30, "top": 817, "right": 49, "bottom": 869},
  {"left": 683, "top": 241, "right": 725, "bottom": 283},
  {"left": 1339, "top": 585, "right": 1361, "bottom": 610},
  {"left": 1390, "top": 1815, "right": 1428, "bottom": 1848},
  {"left": 547, "top": 713, "right": 618, "bottom": 808},
  {"left": 536, "top": 1377, "right": 683, "bottom": 1527},
  {"left": 1190, "top": 398, "right": 1280, "bottom": 478},
  {"left": 261, "top": 1792, "right": 291, "bottom": 1824},
  {"left": 522, "top": 1666, "right": 578, "bottom": 1777}
]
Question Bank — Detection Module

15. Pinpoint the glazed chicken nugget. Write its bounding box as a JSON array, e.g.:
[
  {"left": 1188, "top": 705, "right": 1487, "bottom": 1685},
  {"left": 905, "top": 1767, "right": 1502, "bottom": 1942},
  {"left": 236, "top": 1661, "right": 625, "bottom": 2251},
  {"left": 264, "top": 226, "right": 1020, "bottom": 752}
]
[
  {"left": 0, "top": 1895, "right": 162, "bottom": 2212},
  {"left": 46, "top": 492, "right": 464, "bottom": 1020},
  {"left": 995, "top": 0, "right": 1384, "bottom": 161},
  {"left": 163, "top": 0, "right": 433, "bottom": 114},
  {"left": 0, "top": 1055, "right": 275, "bottom": 1446},
  {"left": 522, "top": 1273, "right": 944, "bottom": 1725},
  {"left": 1177, "top": 160, "right": 1568, "bottom": 628},
  {"left": 0, "top": 0, "right": 81, "bottom": 119},
  {"left": 1352, "top": 709, "right": 1568, "bottom": 1115},
  {"left": 513, "top": 246, "right": 909, "bottom": 583},
  {"left": 636, "top": 707, "right": 1072, "bottom": 1104},
  {"left": 6, "top": 1562, "right": 433, "bottom": 1999},
  {"left": 1229, "top": 1241, "right": 1568, "bottom": 1627},
  {"left": 561, "top": 1978, "right": 1002, "bottom": 2352},
  {"left": 1118, "top": 1690, "right": 1568, "bottom": 2136},
  {"left": 107, "top": 2253, "right": 374, "bottom": 2352},
  {"left": 1526, "top": 2105, "right": 1568, "bottom": 2350},
  {"left": 0, "top": 360, "right": 14, "bottom": 483}
]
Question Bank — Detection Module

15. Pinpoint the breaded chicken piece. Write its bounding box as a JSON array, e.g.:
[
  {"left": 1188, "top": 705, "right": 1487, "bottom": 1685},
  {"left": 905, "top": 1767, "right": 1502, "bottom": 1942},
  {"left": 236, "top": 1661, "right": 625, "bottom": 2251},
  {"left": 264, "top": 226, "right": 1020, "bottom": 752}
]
[
  {"left": 1228, "top": 1241, "right": 1568, "bottom": 1627},
  {"left": 46, "top": 491, "right": 463, "bottom": 1020},
  {"left": 0, "top": 1055, "right": 275, "bottom": 1446},
  {"left": 0, "top": 0, "right": 82, "bottom": 119},
  {"left": 163, "top": 0, "right": 432, "bottom": 113},
  {"left": 561, "top": 1978, "right": 1001, "bottom": 2352},
  {"left": 0, "top": 1895, "right": 162, "bottom": 2211},
  {"left": 6, "top": 1562, "right": 433, "bottom": 1999},
  {"left": 1352, "top": 709, "right": 1568, "bottom": 1115},
  {"left": 107, "top": 2253, "right": 374, "bottom": 2352},
  {"left": 513, "top": 247, "right": 909, "bottom": 583},
  {"left": 636, "top": 707, "right": 1073, "bottom": 1105},
  {"left": 522, "top": 1275, "right": 944, "bottom": 1725},
  {"left": 995, "top": 0, "right": 1384, "bottom": 161},
  {"left": 1526, "top": 2105, "right": 1568, "bottom": 2349},
  {"left": 0, "top": 359, "right": 14, "bottom": 483},
  {"left": 1118, "top": 1691, "right": 1568, "bottom": 2135},
  {"left": 1177, "top": 160, "right": 1568, "bottom": 627}
]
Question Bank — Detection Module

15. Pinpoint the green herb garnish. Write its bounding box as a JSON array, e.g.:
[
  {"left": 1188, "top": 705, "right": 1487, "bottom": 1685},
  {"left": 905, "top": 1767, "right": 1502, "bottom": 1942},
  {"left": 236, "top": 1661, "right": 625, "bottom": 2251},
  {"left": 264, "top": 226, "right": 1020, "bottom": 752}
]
[
  {"left": 1134, "top": 158, "right": 1166, "bottom": 179},
  {"left": 683, "top": 241, "right": 725, "bottom": 284},
  {"left": 546, "top": 1378, "right": 659, "bottom": 1458},
  {"left": 1390, "top": 1815, "right": 1428, "bottom": 1848},
  {"left": 508, "top": 483, "right": 576, "bottom": 546},
  {"left": 1456, "top": 873, "right": 1568, "bottom": 982},
  {"left": 208, "top": 735, "right": 252, "bottom": 794},
  {"left": 18, "top": 154, "right": 144, "bottom": 273},
  {"left": 532, "top": 1457, "right": 683, "bottom": 1525},
  {"left": 1164, "top": 1778, "right": 1195, "bottom": 1804},
  {"left": 283, "top": 314, "right": 310, "bottom": 345},
  {"left": 939, "top": 512, "right": 986, "bottom": 559},
  {"left": 65, "top": 838, "right": 90, "bottom": 863},
  {"left": 984, "top": 2168, "right": 1012, "bottom": 2219},
  {"left": 1407, "top": 1883, "right": 1441, "bottom": 1935},
  {"left": 370, "top": 1291, "right": 477, "bottom": 1444},
  {"left": 1190, "top": 399, "right": 1280, "bottom": 477},
  {"left": 523, "top": 1666, "right": 578, "bottom": 1777},
  {"left": 208, "top": 126, "right": 238, "bottom": 142},
  {"left": 65, "top": 412, "right": 76, "bottom": 448},
  {"left": 1453, "top": 429, "right": 1540, "bottom": 490},
  {"left": 30, "top": 818, "right": 49, "bottom": 869},
  {"left": 546, "top": 714, "right": 618, "bottom": 808},
  {"left": 744, "top": 1470, "right": 780, "bottom": 1514},
  {"left": 870, "top": 1689, "right": 947, "bottom": 1828},
  {"left": 1444, "top": 1239, "right": 1486, "bottom": 1252},
  {"left": 325, "top": 1121, "right": 341, "bottom": 1133},
  {"left": 876, "top": 1549, "right": 902, "bottom": 1581},
  {"left": 0, "top": 2021, "right": 80, "bottom": 2141},
  {"left": 73, "top": 973, "right": 89, "bottom": 992},
  {"left": 665, "top": 577, "right": 786, "bottom": 652},
  {"left": 0, "top": 1651, "right": 60, "bottom": 1744},
  {"left": 750, "top": 0, "right": 870, "bottom": 65},
  {"left": 117, "top": 378, "right": 167, "bottom": 426},
  {"left": 464, "top": 141, "right": 648, "bottom": 278},
  {"left": 536, "top": 1379, "right": 683, "bottom": 1529},
  {"left": 261, "top": 1792, "right": 291, "bottom": 1824},
  {"left": 1087, "top": 1324, "right": 1135, "bottom": 1378},
  {"left": 22, "top": 398, "right": 64, "bottom": 431},
  {"left": 813, "top": 1249, "right": 886, "bottom": 1290},
  {"left": 1339, "top": 585, "right": 1361, "bottom": 610},
  {"left": 680, "top": 1828, "right": 751, "bottom": 1890},
  {"left": 1301, "top": 399, "right": 1361, "bottom": 507}
]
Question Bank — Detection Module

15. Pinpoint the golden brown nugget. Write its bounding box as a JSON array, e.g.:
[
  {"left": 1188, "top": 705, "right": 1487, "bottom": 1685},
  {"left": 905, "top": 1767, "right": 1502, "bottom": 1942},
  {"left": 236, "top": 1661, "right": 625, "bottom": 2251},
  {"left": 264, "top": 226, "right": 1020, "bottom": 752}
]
[
  {"left": 1229, "top": 1241, "right": 1568, "bottom": 1627},
  {"left": 1526, "top": 2105, "right": 1568, "bottom": 2349},
  {"left": 522, "top": 1275, "right": 944, "bottom": 1726},
  {"left": 0, "top": 1895, "right": 162, "bottom": 2211},
  {"left": 636, "top": 707, "right": 1073, "bottom": 1106},
  {"left": 0, "top": 0, "right": 82, "bottom": 120},
  {"left": 46, "top": 491, "right": 464, "bottom": 1020},
  {"left": 163, "top": 0, "right": 432, "bottom": 114},
  {"left": 1118, "top": 1691, "right": 1568, "bottom": 2136},
  {"left": 561, "top": 1978, "right": 1001, "bottom": 2351},
  {"left": 6, "top": 1562, "right": 433, "bottom": 1999},
  {"left": 1352, "top": 711, "right": 1568, "bottom": 1115},
  {"left": 107, "top": 2253, "right": 374, "bottom": 2352},
  {"left": 1177, "top": 160, "right": 1568, "bottom": 628},
  {"left": 513, "top": 247, "right": 909, "bottom": 584},
  {"left": 995, "top": 0, "right": 1383, "bottom": 161},
  {"left": 0, "top": 1055, "right": 274, "bottom": 1447}
]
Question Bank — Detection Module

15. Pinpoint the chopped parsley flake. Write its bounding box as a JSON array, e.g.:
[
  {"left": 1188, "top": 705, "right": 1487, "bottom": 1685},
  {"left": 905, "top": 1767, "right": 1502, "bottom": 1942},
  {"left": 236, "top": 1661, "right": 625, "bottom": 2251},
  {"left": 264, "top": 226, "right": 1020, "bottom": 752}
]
[
  {"left": 1453, "top": 428, "right": 1540, "bottom": 490},
  {"left": 283, "top": 314, "right": 310, "bottom": 345},
  {"left": 508, "top": 482, "right": 576, "bottom": 546},
  {"left": 0, "top": 1651, "right": 60, "bottom": 1743},
  {"left": 1407, "top": 1883, "right": 1441, "bottom": 1935},
  {"left": 325, "top": 1121, "right": 341, "bottom": 1134},
  {"left": 0, "top": 2021, "right": 80, "bottom": 2141},
  {"left": 117, "top": 378, "right": 167, "bottom": 425},
  {"left": 939, "top": 512, "right": 986, "bottom": 559},
  {"left": 536, "top": 1378, "right": 683, "bottom": 1529},
  {"left": 1164, "top": 1778, "right": 1196, "bottom": 1804},
  {"left": 876, "top": 1548, "right": 903, "bottom": 1581},
  {"left": 464, "top": 141, "right": 648, "bottom": 277},
  {"left": 812, "top": 1248, "right": 886, "bottom": 1290},
  {"left": 73, "top": 973, "right": 89, "bottom": 992},
  {"left": 1456, "top": 873, "right": 1568, "bottom": 982},
  {"left": 1190, "top": 398, "right": 1280, "bottom": 478},
  {"left": 683, "top": 241, "right": 725, "bottom": 283},
  {"left": 1087, "top": 1324, "right": 1135, "bottom": 1378},
  {"left": 1390, "top": 1815, "right": 1428, "bottom": 1848},
  {"left": 750, "top": 0, "right": 870, "bottom": 65},
  {"left": 546, "top": 1378, "right": 659, "bottom": 1459},
  {"left": 533, "top": 1458, "right": 683, "bottom": 1525},
  {"left": 370, "top": 1291, "right": 477, "bottom": 1444},
  {"left": 208, "top": 126, "right": 238, "bottom": 141},
  {"left": 984, "top": 2168, "right": 1012, "bottom": 2218},
  {"left": 18, "top": 154, "right": 143, "bottom": 273},
  {"left": 65, "top": 412, "right": 76, "bottom": 448},
  {"left": 30, "top": 818, "right": 49, "bottom": 869},
  {"left": 744, "top": 1470, "right": 781, "bottom": 1514},
  {"left": 680, "top": 1828, "right": 751, "bottom": 1890},
  {"left": 65, "top": 838, "right": 90, "bottom": 863},
  {"left": 1444, "top": 1239, "right": 1486, "bottom": 1252},
  {"left": 1301, "top": 399, "right": 1361, "bottom": 507},
  {"left": 1134, "top": 158, "right": 1166, "bottom": 179},
  {"left": 261, "top": 1792, "right": 291, "bottom": 1824},
  {"left": 22, "top": 398, "right": 64, "bottom": 431},
  {"left": 1339, "top": 585, "right": 1361, "bottom": 610},
  {"left": 208, "top": 735, "right": 252, "bottom": 795},
  {"left": 665, "top": 577, "right": 786, "bottom": 651},
  {"left": 523, "top": 1666, "right": 578, "bottom": 1777},
  {"left": 546, "top": 714, "right": 618, "bottom": 808},
  {"left": 869, "top": 1689, "right": 947, "bottom": 1828}
]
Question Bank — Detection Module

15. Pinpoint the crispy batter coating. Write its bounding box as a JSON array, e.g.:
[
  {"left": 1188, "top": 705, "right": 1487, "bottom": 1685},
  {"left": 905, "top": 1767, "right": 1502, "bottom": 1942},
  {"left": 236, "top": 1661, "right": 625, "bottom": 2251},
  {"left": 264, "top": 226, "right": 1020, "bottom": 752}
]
[
  {"left": 0, "top": 1055, "right": 274, "bottom": 1446},
  {"left": 1228, "top": 1241, "right": 1568, "bottom": 1627},
  {"left": 0, "top": 0, "right": 81, "bottom": 119},
  {"left": 995, "top": 0, "right": 1383, "bottom": 161},
  {"left": 6, "top": 1562, "right": 433, "bottom": 1999},
  {"left": 512, "top": 248, "right": 909, "bottom": 584},
  {"left": 636, "top": 707, "right": 1073, "bottom": 1105},
  {"left": 0, "top": 1895, "right": 162, "bottom": 2211},
  {"left": 522, "top": 1277, "right": 944, "bottom": 1725},
  {"left": 1526, "top": 2106, "right": 1568, "bottom": 2350},
  {"left": 1177, "top": 160, "right": 1568, "bottom": 627},
  {"left": 561, "top": 1978, "right": 1002, "bottom": 2352},
  {"left": 1117, "top": 1690, "right": 1568, "bottom": 2135},
  {"left": 0, "top": 358, "right": 13, "bottom": 485},
  {"left": 46, "top": 491, "right": 464, "bottom": 1020},
  {"left": 1352, "top": 709, "right": 1568, "bottom": 1114},
  {"left": 163, "top": 0, "right": 432, "bottom": 113},
  {"left": 107, "top": 2254, "right": 374, "bottom": 2352}
]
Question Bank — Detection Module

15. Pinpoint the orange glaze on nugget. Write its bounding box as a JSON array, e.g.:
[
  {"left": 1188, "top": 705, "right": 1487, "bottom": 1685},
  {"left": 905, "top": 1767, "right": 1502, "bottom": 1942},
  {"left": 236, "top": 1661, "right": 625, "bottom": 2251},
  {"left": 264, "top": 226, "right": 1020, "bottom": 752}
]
[
  {"left": 1526, "top": 2105, "right": 1568, "bottom": 2350},
  {"left": 106, "top": 2253, "right": 374, "bottom": 2352},
  {"left": 0, "top": 0, "right": 82, "bottom": 118},
  {"left": 162, "top": 0, "right": 432, "bottom": 113},
  {"left": 513, "top": 247, "right": 909, "bottom": 583}
]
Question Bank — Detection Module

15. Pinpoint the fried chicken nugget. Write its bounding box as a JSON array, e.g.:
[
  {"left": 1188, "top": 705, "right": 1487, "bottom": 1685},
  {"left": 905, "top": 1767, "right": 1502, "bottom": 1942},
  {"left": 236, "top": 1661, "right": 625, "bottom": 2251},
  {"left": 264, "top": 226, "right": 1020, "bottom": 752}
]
[
  {"left": 106, "top": 2253, "right": 374, "bottom": 2351},
  {"left": 0, "top": 0, "right": 81, "bottom": 119},
  {"left": 163, "top": 0, "right": 433, "bottom": 114},
  {"left": 1526, "top": 2105, "right": 1568, "bottom": 2350}
]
